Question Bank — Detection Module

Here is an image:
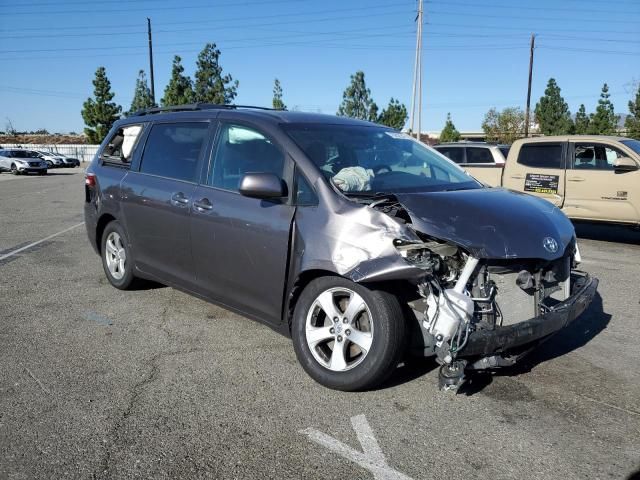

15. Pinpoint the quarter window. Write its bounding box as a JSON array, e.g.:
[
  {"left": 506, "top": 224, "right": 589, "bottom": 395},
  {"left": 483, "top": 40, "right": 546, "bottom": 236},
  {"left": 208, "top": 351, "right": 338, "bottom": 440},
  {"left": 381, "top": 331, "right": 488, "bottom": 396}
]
[
  {"left": 465, "top": 147, "right": 494, "bottom": 164},
  {"left": 140, "top": 122, "right": 209, "bottom": 182},
  {"left": 517, "top": 144, "right": 564, "bottom": 169},
  {"left": 102, "top": 124, "right": 143, "bottom": 163},
  {"left": 209, "top": 124, "right": 285, "bottom": 192},
  {"left": 294, "top": 170, "right": 318, "bottom": 205}
]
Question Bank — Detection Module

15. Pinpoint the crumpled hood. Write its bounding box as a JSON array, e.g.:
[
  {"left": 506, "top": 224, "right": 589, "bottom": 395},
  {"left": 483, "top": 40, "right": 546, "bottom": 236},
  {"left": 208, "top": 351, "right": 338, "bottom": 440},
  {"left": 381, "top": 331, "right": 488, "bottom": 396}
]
[{"left": 395, "top": 188, "right": 575, "bottom": 260}]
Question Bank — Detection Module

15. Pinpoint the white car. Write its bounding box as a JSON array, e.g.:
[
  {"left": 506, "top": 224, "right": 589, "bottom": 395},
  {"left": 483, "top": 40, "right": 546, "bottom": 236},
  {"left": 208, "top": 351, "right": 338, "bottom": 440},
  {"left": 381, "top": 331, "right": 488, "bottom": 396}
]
[
  {"left": 36, "top": 151, "right": 65, "bottom": 168},
  {"left": 0, "top": 149, "right": 48, "bottom": 175},
  {"left": 56, "top": 153, "right": 81, "bottom": 168}
]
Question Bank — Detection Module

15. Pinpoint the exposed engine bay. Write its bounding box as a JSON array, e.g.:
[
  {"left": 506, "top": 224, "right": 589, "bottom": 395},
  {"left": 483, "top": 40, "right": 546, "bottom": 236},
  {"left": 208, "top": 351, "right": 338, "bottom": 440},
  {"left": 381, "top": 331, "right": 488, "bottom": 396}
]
[{"left": 358, "top": 193, "right": 588, "bottom": 391}]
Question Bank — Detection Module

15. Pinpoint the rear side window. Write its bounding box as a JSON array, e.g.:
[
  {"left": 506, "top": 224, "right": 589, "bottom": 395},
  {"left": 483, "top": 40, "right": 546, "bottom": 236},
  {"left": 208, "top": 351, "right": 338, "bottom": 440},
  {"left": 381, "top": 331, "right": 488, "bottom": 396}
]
[
  {"left": 517, "top": 144, "right": 564, "bottom": 169},
  {"left": 436, "top": 147, "right": 464, "bottom": 164},
  {"left": 102, "top": 125, "right": 143, "bottom": 164},
  {"left": 140, "top": 122, "right": 209, "bottom": 182},
  {"left": 209, "top": 124, "right": 285, "bottom": 192},
  {"left": 465, "top": 147, "right": 494, "bottom": 164}
]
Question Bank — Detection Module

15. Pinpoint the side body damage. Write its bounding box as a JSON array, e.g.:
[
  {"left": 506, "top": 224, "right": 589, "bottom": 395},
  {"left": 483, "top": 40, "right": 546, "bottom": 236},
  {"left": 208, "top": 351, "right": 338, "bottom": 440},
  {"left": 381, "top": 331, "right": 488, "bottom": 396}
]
[{"left": 289, "top": 183, "right": 598, "bottom": 389}]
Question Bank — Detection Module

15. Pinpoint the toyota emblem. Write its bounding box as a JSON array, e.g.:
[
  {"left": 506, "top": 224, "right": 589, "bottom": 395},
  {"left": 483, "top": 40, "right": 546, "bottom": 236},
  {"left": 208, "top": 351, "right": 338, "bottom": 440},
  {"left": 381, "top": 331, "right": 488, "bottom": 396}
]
[{"left": 543, "top": 237, "right": 559, "bottom": 253}]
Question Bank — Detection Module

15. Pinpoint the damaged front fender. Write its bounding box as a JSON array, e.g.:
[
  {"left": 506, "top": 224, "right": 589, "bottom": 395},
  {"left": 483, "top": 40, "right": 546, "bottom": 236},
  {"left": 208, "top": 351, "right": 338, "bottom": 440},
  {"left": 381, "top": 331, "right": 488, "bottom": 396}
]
[{"left": 292, "top": 186, "right": 427, "bottom": 284}]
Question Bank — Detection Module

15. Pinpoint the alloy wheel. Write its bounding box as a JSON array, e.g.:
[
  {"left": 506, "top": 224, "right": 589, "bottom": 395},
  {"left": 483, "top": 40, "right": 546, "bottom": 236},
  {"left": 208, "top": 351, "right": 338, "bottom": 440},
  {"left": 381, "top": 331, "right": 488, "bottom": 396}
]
[
  {"left": 104, "top": 231, "right": 127, "bottom": 280},
  {"left": 305, "top": 287, "right": 374, "bottom": 372}
]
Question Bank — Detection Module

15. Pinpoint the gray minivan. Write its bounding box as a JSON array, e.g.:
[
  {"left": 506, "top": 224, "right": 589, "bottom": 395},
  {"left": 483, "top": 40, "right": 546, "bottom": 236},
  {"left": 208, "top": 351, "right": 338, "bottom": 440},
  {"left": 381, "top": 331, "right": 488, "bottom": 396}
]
[{"left": 84, "top": 104, "right": 597, "bottom": 391}]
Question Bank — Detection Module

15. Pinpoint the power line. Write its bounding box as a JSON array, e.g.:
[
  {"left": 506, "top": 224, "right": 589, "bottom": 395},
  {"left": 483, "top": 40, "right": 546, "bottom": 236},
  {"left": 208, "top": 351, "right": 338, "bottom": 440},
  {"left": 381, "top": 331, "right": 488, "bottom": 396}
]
[
  {"left": 425, "top": 8, "right": 640, "bottom": 24},
  {"left": 425, "top": 0, "right": 640, "bottom": 16},
  {"left": 0, "top": 42, "right": 527, "bottom": 62},
  {"left": 427, "top": 21, "right": 639, "bottom": 36},
  {"left": 0, "top": 0, "right": 314, "bottom": 15},
  {"left": 537, "top": 45, "right": 640, "bottom": 56},
  {"left": 1, "top": 0, "right": 175, "bottom": 7},
  {"left": 0, "top": 2, "right": 412, "bottom": 33},
  {"left": 0, "top": 26, "right": 419, "bottom": 54}
]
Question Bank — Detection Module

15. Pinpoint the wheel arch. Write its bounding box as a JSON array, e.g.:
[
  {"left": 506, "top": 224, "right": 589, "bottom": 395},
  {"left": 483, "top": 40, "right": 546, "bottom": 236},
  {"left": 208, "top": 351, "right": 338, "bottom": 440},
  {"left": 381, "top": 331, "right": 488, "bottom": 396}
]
[
  {"left": 96, "top": 213, "right": 117, "bottom": 255},
  {"left": 284, "top": 268, "right": 414, "bottom": 334}
]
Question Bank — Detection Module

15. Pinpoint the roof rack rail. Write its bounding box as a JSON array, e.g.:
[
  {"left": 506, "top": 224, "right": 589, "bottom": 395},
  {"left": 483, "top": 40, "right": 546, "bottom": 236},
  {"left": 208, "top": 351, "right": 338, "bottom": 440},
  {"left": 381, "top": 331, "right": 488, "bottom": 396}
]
[{"left": 131, "top": 103, "right": 283, "bottom": 117}]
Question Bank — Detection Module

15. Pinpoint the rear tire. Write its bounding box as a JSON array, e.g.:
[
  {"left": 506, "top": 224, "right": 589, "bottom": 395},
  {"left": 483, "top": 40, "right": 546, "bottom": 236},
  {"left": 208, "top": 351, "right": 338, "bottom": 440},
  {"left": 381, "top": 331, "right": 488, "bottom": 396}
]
[
  {"left": 100, "top": 220, "right": 136, "bottom": 290},
  {"left": 291, "top": 276, "right": 406, "bottom": 391}
]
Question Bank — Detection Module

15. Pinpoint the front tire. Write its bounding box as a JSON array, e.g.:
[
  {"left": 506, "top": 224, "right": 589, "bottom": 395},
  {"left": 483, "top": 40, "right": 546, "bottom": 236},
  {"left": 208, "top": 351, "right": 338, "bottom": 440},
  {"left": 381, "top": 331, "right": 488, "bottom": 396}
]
[
  {"left": 11, "top": 164, "right": 19, "bottom": 175},
  {"left": 292, "top": 276, "right": 406, "bottom": 391},
  {"left": 101, "top": 221, "right": 136, "bottom": 290}
]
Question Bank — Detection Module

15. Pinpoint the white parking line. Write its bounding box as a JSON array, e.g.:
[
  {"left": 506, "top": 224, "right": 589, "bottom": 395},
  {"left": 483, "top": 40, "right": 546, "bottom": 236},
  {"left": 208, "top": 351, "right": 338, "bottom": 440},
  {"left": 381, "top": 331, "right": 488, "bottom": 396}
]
[
  {"left": 0, "top": 222, "right": 84, "bottom": 261},
  {"left": 300, "top": 414, "right": 413, "bottom": 480}
]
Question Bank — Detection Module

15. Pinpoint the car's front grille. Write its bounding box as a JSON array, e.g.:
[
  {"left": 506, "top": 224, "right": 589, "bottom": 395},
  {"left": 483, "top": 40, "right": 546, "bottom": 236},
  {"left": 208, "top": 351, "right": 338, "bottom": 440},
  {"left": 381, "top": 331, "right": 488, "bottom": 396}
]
[{"left": 29, "top": 162, "right": 39, "bottom": 166}]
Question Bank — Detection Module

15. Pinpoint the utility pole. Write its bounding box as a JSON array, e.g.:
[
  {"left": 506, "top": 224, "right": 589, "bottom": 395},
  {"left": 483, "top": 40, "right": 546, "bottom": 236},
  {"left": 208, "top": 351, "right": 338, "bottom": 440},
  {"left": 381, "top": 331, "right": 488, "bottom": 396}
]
[
  {"left": 408, "top": 0, "right": 423, "bottom": 141},
  {"left": 524, "top": 33, "right": 535, "bottom": 137},
  {"left": 147, "top": 17, "right": 156, "bottom": 105}
]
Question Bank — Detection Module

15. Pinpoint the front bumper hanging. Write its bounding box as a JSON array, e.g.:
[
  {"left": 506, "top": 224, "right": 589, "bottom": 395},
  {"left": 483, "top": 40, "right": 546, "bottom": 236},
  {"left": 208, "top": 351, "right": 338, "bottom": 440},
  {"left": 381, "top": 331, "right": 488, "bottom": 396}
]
[{"left": 460, "top": 271, "right": 598, "bottom": 358}]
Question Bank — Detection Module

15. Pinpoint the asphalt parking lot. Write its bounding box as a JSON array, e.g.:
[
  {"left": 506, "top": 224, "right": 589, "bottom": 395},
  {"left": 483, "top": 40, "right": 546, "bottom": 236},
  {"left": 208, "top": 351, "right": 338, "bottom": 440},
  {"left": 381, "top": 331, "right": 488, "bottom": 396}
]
[{"left": 1, "top": 170, "right": 639, "bottom": 480}]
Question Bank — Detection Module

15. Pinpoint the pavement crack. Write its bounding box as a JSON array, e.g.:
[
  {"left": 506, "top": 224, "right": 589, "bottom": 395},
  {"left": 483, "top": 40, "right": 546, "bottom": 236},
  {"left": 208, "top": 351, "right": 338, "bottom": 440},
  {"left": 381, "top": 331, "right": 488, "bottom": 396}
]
[
  {"left": 92, "top": 346, "right": 201, "bottom": 479},
  {"left": 577, "top": 393, "right": 640, "bottom": 418}
]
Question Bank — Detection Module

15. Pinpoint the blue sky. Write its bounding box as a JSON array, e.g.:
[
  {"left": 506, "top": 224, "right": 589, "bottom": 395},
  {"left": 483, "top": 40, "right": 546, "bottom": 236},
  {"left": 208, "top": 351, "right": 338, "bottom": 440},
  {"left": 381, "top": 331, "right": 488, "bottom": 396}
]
[{"left": 0, "top": 0, "right": 639, "bottom": 134}]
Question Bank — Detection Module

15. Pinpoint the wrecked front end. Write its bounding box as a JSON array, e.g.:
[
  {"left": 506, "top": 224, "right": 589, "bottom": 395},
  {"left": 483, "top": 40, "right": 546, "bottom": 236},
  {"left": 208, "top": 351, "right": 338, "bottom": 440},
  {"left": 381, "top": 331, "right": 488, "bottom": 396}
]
[{"left": 294, "top": 186, "right": 598, "bottom": 391}]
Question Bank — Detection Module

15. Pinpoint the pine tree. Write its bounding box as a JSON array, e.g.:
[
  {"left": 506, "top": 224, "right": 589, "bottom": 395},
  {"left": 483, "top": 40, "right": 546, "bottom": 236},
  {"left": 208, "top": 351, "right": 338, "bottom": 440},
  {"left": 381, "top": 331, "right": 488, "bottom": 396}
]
[
  {"left": 161, "top": 56, "right": 194, "bottom": 106},
  {"left": 127, "top": 70, "right": 155, "bottom": 115},
  {"left": 193, "top": 43, "right": 238, "bottom": 104},
  {"left": 624, "top": 83, "right": 640, "bottom": 140},
  {"left": 439, "top": 113, "right": 461, "bottom": 142},
  {"left": 377, "top": 98, "right": 407, "bottom": 130},
  {"left": 588, "top": 83, "right": 619, "bottom": 135},
  {"left": 574, "top": 104, "right": 590, "bottom": 134},
  {"left": 337, "top": 71, "right": 378, "bottom": 122},
  {"left": 81, "top": 66, "right": 122, "bottom": 144},
  {"left": 534, "top": 78, "right": 574, "bottom": 135},
  {"left": 272, "top": 78, "right": 286, "bottom": 110}
]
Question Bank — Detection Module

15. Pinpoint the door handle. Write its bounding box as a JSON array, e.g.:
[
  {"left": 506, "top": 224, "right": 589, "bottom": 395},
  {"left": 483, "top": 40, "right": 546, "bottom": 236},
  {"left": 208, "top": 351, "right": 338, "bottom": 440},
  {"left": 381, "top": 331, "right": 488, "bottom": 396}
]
[
  {"left": 171, "top": 192, "right": 190, "bottom": 207},
  {"left": 510, "top": 175, "right": 524, "bottom": 179},
  {"left": 193, "top": 197, "right": 213, "bottom": 212},
  {"left": 567, "top": 176, "right": 585, "bottom": 182}
]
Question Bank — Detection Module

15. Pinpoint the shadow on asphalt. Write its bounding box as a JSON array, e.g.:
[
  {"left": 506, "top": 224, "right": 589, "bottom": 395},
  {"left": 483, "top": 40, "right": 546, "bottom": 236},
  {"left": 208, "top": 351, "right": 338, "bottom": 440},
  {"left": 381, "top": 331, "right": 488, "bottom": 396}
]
[
  {"left": 381, "top": 358, "right": 439, "bottom": 389},
  {"left": 459, "top": 291, "right": 611, "bottom": 396},
  {"left": 574, "top": 222, "right": 640, "bottom": 245},
  {"left": 130, "top": 279, "right": 167, "bottom": 291},
  {"left": 627, "top": 468, "right": 640, "bottom": 480}
]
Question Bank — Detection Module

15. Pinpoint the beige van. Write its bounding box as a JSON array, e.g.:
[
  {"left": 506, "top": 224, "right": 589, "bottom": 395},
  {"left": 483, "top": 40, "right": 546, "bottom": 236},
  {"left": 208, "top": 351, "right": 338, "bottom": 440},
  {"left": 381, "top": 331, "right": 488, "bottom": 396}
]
[{"left": 461, "top": 136, "right": 640, "bottom": 227}]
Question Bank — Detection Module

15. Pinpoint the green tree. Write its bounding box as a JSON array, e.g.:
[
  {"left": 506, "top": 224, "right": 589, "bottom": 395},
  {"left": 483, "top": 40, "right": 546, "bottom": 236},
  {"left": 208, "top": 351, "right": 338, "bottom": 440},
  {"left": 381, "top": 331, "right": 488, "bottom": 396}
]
[
  {"left": 272, "top": 78, "right": 286, "bottom": 110},
  {"left": 337, "top": 71, "right": 378, "bottom": 122},
  {"left": 624, "top": 82, "right": 640, "bottom": 139},
  {"left": 481, "top": 107, "right": 525, "bottom": 144},
  {"left": 81, "top": 66, "right": 122, "bottom": 144},
  {"left": 534, "top": 78, "right": 574, "bottom": 135},
  {"left": 161, "top": 55, "right": 194, "bottom": 106},
  {"left": 377, "top": 98, "right": 407, "bottom": 130},
  {"left": 574, "top": 104, "right": 590, "bottom": 134},
  {"left": 127, "top": 70, "right": 155, "bottom": 115},
  {"left": 439, "top": 113, "right": 461, "bottom": 142},
  {"left": 588, "top": 83, "right": 619, "bottom": 135},
  {"left": 193, "top": 43, "right": 238, "bottom": 104}
]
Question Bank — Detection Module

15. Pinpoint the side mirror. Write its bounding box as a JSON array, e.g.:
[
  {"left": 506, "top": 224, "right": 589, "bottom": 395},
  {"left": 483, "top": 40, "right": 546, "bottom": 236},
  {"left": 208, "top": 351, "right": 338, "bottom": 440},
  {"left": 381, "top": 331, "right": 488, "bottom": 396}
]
[
  {"left": 614, "top": 157, "right": 639, "bottom": 173},
  {"left": 239, "top": 172, "right": 287, "bottom": 199}
]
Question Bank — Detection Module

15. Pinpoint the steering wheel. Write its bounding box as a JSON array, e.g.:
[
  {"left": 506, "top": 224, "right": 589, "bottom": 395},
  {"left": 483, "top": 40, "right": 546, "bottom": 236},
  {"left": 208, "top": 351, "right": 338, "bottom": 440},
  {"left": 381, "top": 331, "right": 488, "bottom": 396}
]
[{"left": 374, "top": 164, "right": 393, "bottom": 175}]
